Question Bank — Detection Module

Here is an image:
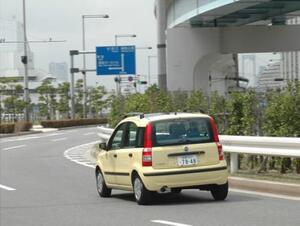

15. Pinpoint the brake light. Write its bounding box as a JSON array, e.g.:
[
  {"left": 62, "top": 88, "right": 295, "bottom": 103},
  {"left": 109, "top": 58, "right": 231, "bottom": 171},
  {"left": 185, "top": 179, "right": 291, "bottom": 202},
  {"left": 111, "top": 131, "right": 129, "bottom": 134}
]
[
  {"left": 142, "top": 123, "right": 153, "bottom": 166},
  {"left": 209, "top": 117, "right": 224, "bottom": 161},
  {"left": 217, "top": 142, "right": 224, "bottom": 161}
]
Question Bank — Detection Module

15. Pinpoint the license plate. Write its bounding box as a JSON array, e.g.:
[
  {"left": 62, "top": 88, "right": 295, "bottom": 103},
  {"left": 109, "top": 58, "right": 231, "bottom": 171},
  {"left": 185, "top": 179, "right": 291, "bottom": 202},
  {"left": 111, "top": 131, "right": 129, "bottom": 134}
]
[{"left": 177, "top": 155, "right": 198, "bottom": 166}]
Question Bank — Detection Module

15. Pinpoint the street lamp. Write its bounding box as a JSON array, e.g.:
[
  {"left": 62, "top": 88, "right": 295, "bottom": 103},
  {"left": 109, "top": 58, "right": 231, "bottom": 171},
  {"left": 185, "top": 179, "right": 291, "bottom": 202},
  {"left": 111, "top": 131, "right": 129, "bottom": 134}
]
[
  {"left": 82, "top": 14, "right": 109, "bottom": 118},
  {"left": 22, "top": 0, "right": 30, "bottom": 121},
  {"left": 114, "top": 34, "right": 136, "bottom": 94},
  {"left": 147, "top": 55, "right": 157, "bottom": 87},
  {"left": 114, "top": 34, "right": 136, "bottom": 46}
]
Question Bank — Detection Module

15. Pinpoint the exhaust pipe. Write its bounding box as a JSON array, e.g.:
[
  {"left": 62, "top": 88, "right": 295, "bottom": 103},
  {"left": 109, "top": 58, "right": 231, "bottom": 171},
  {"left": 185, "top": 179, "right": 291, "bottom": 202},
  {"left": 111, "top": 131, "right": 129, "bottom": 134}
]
[{"left": 159, "top": 186, "right": 170, "bottom": 193}]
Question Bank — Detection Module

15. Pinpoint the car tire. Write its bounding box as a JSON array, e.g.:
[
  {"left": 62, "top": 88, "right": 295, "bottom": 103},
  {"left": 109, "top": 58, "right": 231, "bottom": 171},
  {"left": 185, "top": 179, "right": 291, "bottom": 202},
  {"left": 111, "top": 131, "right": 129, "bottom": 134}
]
[
  {"left": 133, "top": 175, "right": 152, "bottom": 205},
  {"left": 96, "top": 169, "right": 111, "bottom": 198},
  {"left": 210, "top": 182, "right": 228, "bottom": 201},
  {"left": 171, "top": 188, "right": 182, "bottom": 194}
]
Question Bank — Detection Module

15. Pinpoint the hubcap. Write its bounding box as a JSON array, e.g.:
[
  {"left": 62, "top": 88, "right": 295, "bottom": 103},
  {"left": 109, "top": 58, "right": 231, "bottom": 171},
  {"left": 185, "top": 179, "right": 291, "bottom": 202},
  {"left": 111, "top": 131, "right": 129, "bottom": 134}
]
[
  {"left": 97, "top": 172, "right": 103, "bottom": 193},
  {"left": 134, "top": 178, "right": 142, "bottom": 201}
]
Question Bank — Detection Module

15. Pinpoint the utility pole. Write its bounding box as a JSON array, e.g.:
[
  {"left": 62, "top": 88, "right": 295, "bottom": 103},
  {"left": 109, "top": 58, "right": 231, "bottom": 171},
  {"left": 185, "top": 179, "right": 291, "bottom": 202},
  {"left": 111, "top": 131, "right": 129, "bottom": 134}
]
[{"left": 22, "top": 0, "right": 30, "bottom": 121}]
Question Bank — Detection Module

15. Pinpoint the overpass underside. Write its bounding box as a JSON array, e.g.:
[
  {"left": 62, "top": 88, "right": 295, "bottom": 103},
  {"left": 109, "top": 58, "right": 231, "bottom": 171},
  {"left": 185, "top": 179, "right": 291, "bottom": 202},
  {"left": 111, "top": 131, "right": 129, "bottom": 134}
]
[
  {"left": 189, "top": 0, "right": 300, "bottom": 27},
  {"left": 165, "top": 0, "right": 300, "bottom": 93}
]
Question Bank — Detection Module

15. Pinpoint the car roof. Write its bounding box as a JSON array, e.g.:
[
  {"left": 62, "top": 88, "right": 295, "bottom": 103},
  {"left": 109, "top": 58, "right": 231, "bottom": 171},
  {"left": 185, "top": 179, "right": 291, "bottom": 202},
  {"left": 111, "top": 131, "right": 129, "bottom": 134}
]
[{"left": 119, "top": 112, "right": 211, "bottom": 127}]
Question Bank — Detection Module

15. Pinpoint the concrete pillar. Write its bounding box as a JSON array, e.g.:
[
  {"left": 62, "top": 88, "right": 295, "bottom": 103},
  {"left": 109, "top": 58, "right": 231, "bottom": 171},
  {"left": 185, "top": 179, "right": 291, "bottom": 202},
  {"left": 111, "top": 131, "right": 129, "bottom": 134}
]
[
  {"left": 156, "top": 0, "right": 167, "bottom": 91},
  {"left": 230, "top": 153, "right": 238, "bottom": 173}
]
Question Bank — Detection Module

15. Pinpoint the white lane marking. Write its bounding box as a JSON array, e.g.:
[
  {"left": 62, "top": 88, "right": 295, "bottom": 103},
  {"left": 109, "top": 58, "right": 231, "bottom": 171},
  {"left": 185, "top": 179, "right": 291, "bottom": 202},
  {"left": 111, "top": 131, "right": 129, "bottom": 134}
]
[
  {"left": 1, "top": 132, "right": 66, "bottom": 143},
  {"left": 64, "top": 141, "right": 98, "bottom": 169},
  {"left": 151, "top": 220, "right": 192, "bottom": 226},
  {"left": 230, "top": 188, "right": 300, "bottom": 201},
  {"left": 83, "top": 132, "right": 95, "bottom": 136},
  {"left": 2, "top": 145, "right": 26, "bottom": 151},
  {"left": 52, "top": 137, "right": 67, "bottom": 142},
  {"left": 0, "top": 184, "right": 16, "bottom": 191}
]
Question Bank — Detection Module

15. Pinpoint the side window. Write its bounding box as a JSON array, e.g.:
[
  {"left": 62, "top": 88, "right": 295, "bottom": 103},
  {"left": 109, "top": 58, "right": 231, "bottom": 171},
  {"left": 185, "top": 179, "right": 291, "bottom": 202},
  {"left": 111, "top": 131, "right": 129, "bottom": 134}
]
[
  {"left": 109, "top": 123, "right": 126, "bottom": 150},
  {"left": 124, "top": 122, "right": 138, "bottom": 148}
]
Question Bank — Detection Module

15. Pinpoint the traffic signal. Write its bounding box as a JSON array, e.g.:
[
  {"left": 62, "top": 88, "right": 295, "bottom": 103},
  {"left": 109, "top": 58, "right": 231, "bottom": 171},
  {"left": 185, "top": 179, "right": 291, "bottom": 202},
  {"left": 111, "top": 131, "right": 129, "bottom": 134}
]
[
  {"left": 21, "top": 56, "right": 28, "bottom": 64},
  {"left": 128, "top": 76, "right": 133, "bottom": 82},
  {"left": 114, "top": 77, "right": 120, "bottom": 83},
  {"left": 138, "top": 81, "right": 147, "bottom": 85}
]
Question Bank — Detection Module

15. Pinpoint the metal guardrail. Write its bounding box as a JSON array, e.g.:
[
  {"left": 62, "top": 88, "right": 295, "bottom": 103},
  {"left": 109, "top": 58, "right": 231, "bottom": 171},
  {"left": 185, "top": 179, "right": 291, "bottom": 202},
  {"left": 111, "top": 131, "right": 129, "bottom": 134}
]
[
  {"left": 97, "top": 126, "right": 300, "bottom": 173},
  {"left": 220, "top": 135, "right": 300, "bottom": 173}
]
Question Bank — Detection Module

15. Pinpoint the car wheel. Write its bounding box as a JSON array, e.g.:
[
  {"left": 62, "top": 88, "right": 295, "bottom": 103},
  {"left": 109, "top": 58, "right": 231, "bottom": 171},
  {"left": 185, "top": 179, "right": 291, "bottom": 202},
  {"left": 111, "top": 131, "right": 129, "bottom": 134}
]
[
  {"left": 210, "top": 182, "right": 228, "bottom": 201},
  {"left": 171, "top": 188, "right": 182, "bottom": 194},
  {"left": 133, "top": 175, "right": 152, "bottom": 205},
  {"left": 96, "top": 170, "right": 111, "bottom": 197}
]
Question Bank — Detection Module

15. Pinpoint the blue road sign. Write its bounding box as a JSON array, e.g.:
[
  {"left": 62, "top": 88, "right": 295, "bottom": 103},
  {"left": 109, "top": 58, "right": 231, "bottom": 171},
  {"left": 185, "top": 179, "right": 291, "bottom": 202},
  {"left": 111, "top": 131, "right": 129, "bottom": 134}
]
[{"left": 96, "top": 46, "right": 136, "bottom": 76}]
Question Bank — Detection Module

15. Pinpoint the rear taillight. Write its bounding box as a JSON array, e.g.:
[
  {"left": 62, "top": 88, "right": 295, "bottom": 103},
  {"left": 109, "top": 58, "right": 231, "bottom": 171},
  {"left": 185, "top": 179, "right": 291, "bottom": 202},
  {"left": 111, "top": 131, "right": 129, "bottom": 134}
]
[
  {"left": 142, "top": 123, "right": 153, "bottom": 167},
  {"left": 217, "top": 142, "right": 224, "bottom": 161},
  {"left": 209, "top": 117, "right": 224, "bottom": 161}
]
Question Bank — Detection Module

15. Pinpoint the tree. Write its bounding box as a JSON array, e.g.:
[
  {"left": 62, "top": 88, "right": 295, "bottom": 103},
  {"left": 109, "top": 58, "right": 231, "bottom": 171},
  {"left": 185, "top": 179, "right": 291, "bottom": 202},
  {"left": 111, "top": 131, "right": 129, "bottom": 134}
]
[
  {"left": 89, "top": 85, "right": 107, "bottom": 117},
  {"left": 225, "top": 90, "right": 258, "bottom": 136},
  {"left": 263, "top": 81, "right": 300, "bottom": 173},
  {"left": 171, "top": 90, "right": 188, "bottom": 112},
  {"left": 185, "top": 90, "right": 208, "bottom": 113},
  {"left": 1, "top": 79, "right": 27, "bottom": 122},
  {"left": 108, "top": 95, "right": 123, "bottom": 127},
  {"left": 208, "top": 91, "right": 227, "bottom": 134},
  {"left": 144, "top": 84, "right": 174, "bottom": 113},
  {"left": 37, "top": 80, "right": 57, "bottom": 120},
  {"left": 57, "top": 82, "right": 70, "bottom": 119}
]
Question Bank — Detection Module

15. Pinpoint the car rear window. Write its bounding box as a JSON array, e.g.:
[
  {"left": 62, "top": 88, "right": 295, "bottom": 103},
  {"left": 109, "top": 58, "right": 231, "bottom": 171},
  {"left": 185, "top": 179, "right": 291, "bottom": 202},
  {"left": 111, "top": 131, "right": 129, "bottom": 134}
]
[{"left": 151, "top": 118, "right": 213, "bottom": 147}]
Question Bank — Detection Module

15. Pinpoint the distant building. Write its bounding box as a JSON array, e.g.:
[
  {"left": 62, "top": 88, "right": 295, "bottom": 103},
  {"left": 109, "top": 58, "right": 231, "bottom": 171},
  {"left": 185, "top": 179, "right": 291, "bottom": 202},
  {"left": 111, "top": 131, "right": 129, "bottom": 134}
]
[
  {"left": 49, "top": 62, "right": 68, "bottom": 82},
  {"left": 256, "top": 62, "right": 283, "bottom": 92}
]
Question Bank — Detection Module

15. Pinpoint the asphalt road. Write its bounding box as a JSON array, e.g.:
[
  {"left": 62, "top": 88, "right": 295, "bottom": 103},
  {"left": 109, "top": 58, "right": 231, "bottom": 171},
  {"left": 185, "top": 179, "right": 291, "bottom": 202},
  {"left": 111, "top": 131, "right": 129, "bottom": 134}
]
[{"left": 1, "top": 127, "right": 299, "bottom": 226}]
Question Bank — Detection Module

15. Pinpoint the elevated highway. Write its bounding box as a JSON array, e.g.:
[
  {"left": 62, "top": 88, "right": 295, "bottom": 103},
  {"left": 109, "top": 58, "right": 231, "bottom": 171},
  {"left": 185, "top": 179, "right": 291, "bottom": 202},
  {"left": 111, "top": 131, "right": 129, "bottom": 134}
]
[{"left": 156, "top": 0, "right": 300, "bottom": 93}]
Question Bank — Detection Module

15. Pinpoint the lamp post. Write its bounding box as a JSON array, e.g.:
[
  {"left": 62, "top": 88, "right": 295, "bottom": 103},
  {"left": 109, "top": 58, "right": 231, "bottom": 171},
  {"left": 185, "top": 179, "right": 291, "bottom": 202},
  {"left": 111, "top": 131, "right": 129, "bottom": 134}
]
[
  {"left": 82, "top": 14, "right": 109, "bottom": 118},
  {"left": 22, "top": 0, "right": 29, "bottom": 121},
  {"left": 147, "top": 55, "right": 157, "bottom": 87},
  {"left": 114, "top": 34, "right": 136, "bottom": 94}
]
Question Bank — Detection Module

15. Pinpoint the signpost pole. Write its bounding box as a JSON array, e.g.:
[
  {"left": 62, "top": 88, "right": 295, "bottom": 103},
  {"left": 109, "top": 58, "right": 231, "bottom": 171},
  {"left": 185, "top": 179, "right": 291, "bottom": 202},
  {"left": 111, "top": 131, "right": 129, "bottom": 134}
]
[{"left": 70, "top": 54, "right": 75, "bottom": 119}]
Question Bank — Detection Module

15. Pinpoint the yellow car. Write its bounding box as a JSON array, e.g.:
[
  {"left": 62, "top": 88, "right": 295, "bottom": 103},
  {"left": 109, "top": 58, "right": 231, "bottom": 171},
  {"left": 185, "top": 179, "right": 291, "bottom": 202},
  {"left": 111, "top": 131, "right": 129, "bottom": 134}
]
[{"left": 95, "top": 113, "right": 228, "bottom": 205}]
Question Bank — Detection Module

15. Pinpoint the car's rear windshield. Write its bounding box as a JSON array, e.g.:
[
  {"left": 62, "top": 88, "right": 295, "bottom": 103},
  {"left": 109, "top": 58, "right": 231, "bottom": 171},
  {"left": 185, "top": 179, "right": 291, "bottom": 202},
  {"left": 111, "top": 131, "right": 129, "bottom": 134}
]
[{"left": 151, "top": 117, "right": 213, "bottom": 147}]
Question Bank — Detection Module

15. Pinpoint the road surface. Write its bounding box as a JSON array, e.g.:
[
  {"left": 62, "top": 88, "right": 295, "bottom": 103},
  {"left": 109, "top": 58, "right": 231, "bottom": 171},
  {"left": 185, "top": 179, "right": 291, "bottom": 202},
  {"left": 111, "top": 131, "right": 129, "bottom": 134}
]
[{"left": 1, "top": 127, "right": 299, "bottom": 226}]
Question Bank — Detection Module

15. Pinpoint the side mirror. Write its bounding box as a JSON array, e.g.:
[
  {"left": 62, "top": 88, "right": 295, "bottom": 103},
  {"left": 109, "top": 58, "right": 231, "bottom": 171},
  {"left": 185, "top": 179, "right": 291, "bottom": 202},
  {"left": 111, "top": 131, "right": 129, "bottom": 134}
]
[{"left": 99, "top": 142, "right": 107, "bottom": 151}]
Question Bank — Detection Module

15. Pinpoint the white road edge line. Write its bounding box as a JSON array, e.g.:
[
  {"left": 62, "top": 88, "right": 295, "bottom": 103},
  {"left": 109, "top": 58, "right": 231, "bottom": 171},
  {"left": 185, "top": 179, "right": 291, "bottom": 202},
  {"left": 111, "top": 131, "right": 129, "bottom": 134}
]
[
  {"left": 52, "top": 138, "right": 67, "bottom": 142},
  {"left": 151, "top": 220, "right": 192, "bottom": 226},
  {"left": 3, "top": 145, "right": 26, "bottom": 151},
  {"left": 0, "top": 184, "right": 16, "bottom": 191},
  {"left": 230, "top": 188, "right": 300, "bottom": 201}
]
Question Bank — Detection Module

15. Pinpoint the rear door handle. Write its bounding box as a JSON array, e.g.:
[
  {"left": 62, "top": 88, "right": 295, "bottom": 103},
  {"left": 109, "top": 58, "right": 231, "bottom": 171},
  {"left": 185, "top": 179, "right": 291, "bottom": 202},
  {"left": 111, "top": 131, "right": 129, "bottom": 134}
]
[{"left": 128, "top": 153, "right": 133, "bottom": 158}]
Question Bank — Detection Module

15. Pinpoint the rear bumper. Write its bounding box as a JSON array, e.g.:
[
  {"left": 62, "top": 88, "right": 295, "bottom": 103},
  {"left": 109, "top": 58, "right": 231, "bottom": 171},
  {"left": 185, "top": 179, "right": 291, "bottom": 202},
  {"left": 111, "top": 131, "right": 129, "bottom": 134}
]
[{"left": 140, "top": 162, "right": 228, "bottom": 191}]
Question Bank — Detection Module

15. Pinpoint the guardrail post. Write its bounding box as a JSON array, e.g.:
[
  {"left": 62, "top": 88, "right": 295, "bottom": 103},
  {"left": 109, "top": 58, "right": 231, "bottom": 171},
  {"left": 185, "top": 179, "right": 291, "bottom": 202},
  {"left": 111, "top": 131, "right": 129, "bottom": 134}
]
[{"left": 230, "top": 153, "right": 238, "bottom": 173}]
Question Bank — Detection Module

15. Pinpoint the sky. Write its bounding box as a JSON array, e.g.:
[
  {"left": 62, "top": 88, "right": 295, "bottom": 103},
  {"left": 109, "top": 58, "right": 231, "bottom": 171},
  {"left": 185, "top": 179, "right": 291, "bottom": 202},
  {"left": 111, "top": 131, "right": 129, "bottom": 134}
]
[{"left": 0, "top": 0, "right": 157, "bottom": 90}]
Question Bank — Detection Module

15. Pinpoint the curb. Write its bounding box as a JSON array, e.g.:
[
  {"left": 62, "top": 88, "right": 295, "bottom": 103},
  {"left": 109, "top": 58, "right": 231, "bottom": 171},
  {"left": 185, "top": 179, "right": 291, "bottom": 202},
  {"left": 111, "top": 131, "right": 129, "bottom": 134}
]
[{"left": 228, "top": 176, "right": 300, "bottom": 197}]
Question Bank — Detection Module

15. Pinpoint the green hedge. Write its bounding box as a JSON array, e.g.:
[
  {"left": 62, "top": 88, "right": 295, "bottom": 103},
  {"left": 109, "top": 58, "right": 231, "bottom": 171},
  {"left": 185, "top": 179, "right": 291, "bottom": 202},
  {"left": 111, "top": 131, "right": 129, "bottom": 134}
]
[{"left": 40, "top": 118, "right": 107, "bottom": 128}]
